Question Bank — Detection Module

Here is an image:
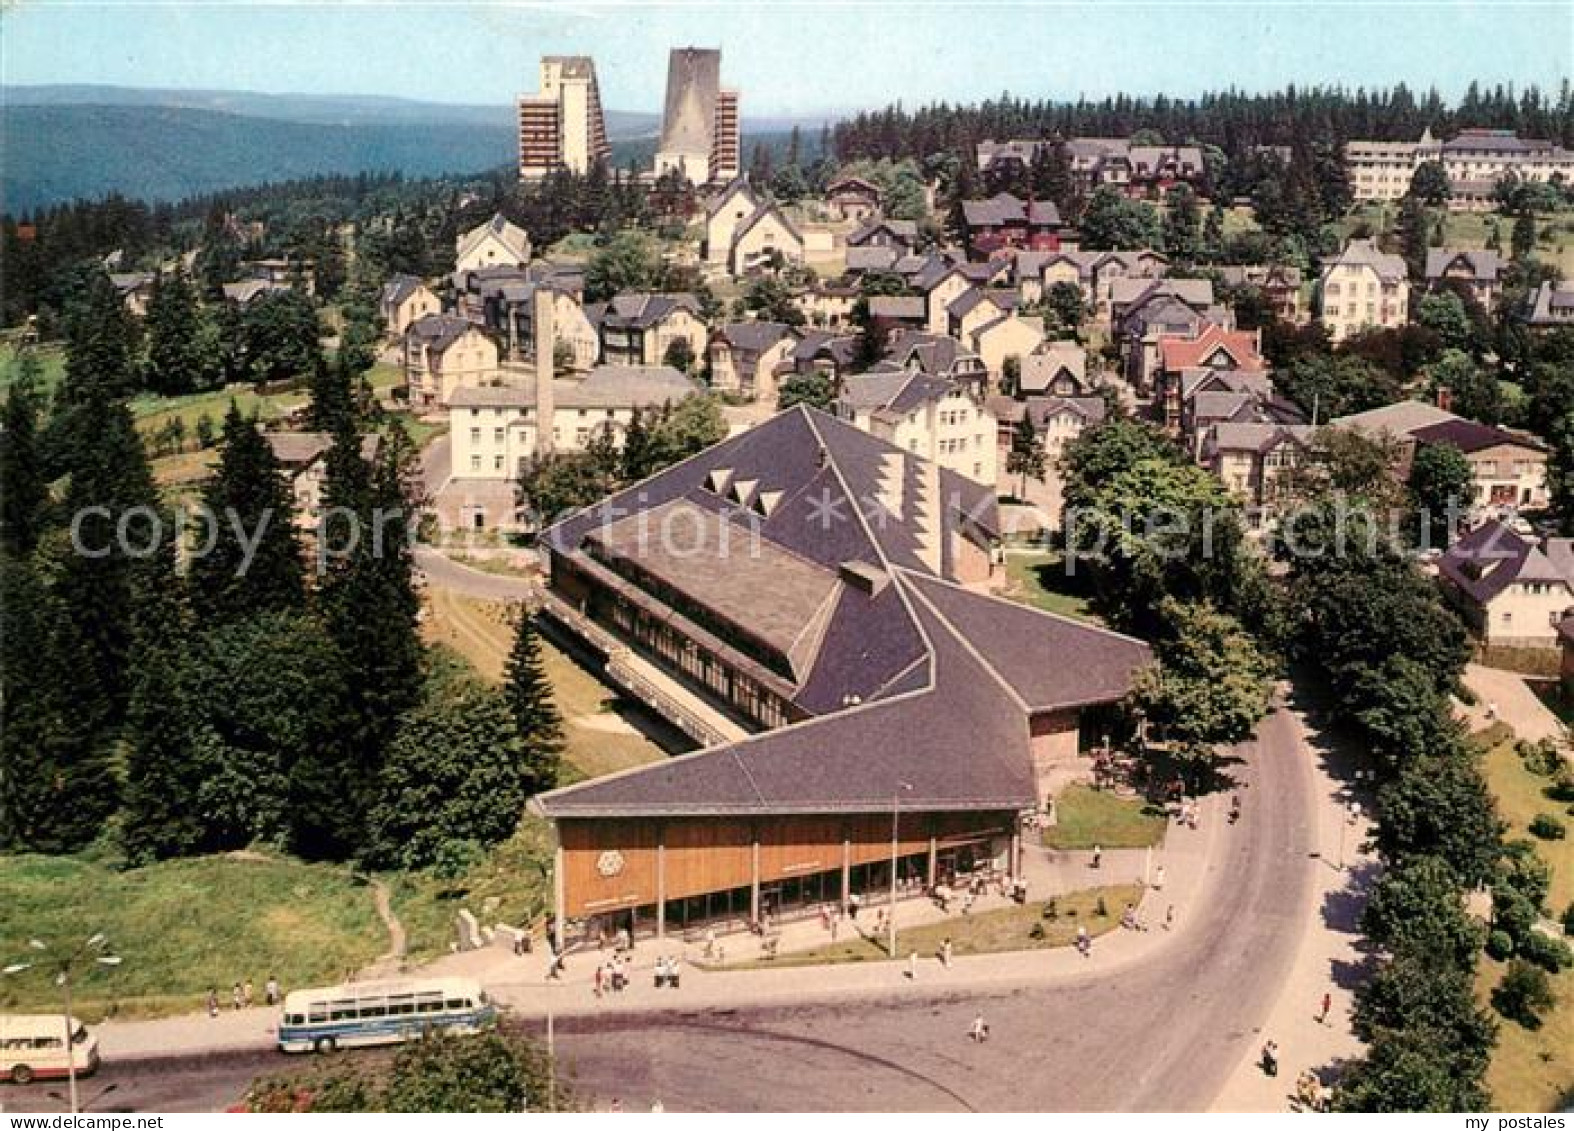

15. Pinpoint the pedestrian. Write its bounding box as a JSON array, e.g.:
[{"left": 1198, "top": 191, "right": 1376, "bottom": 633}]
[
  {"left": 207, "top": 987, "right": 219, "bottom": 1018},
  {"left": 669, "top": 957, "right": 681, "bottom": 990},
  {"left": 1164, "top": 904, "right": 1175, "bottom": 931},
  {"left": 232, "top": 982, "right": 244, "bottom": 1011},
  {"left": 1261, "top": 1040, "right": 1279, "bottom": 1078},
  {"left": 594, "top": 963, "right": 605, "bottom": 998},
  {"left": 907, "top": 950, "right": 918, "bottom": 980},
  {"left": 848, "top": 892, "right": 861, "bottom": 921},
  {"left": 1486, "top": 699, "right": 1498, "bottom": 721},
  {"left": 830, "top": 914, "right": 840, "bottom": 942},
  {"left": 1318, "top": 991, "right": 1331, "bottom": 1024},
  {"left": 1091, "top": 844, "right": 1102, "bottom": 869},
  {"left": 703, "top": 927, "right": 717, "bottom": 960},
  {"left": 1076, "top": 925, "right": 1091, "bottom": 957},
  {"left": 243, "top": 978, "right": 254, "bottom": 1008},
  {"left": 940, "top": 938, "right": 953, "bottom": 968},
  {"left": 265, "top": 974, "right": 280, "bottom": 1007},
  {"left": 1152, "top": 864, "right": 1166, "bottom": 891},
  {"left": 1229, "top": 794, "right": 1242, "bottom": 824},
  {"left": 969, "top": 1014, "right": 990, "bottom": 1042},
  {"left": 654, "top": 956, "right": 667, "bottom": 989}
]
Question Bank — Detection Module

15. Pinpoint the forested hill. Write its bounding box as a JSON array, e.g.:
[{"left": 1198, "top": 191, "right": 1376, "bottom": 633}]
[
  {"left": 2, "top": 104, "right": 517, "bottom": 214},
  {"left": 833, "top": 82, "right": 1574, "bottom": 163}
]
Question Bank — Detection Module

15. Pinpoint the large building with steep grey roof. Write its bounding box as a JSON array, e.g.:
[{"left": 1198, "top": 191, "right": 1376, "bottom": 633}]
[
  {"left": 1317, "top": 238, "right": 1410, "bottom": 342},
  {"left": 532, "top": 406, "right": 1149, "bottom": 946}
]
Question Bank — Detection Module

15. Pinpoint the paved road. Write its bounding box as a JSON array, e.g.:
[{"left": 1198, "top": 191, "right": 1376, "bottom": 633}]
[
  {"left": 414, "top": 545, "right": 536, "bottom": 602},
  {"left": 544, "top": 701, "right": 1315, "bottom": 1112},
  {"left": 420, "top": 431, "right": 451, "bottom": 499},
  {"left": 4, "top": 702, "right": 1315, "bottom": 1113}
]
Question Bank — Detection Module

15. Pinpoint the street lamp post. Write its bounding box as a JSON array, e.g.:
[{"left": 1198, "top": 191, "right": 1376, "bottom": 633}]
[
  {"left": 888, "top": 781, "right": 913, "bottom": 959},
  {"left": 3, "top": 934, "right": 122, "bottom": 1114}
]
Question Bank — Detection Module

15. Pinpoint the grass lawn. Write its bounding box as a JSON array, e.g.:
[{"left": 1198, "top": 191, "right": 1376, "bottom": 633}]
[
  {"left": 389, "top": 817, "right": 556, "bottom": 965},
  {"left": 1043, "top": 784, "right": 1168, "bottom": 851},
  {"left": 1002, "top": 551, "right": 1099, "bottom": 624},
  {"left": 0, "top": 341, "right": 66, "bottom": 402},
  {"left": 0, "top": 853, "right": 386, "bottom": 1020},
  {"left": 727, "top": 884, "right": 1141, "bottom": 969},
  {"left": 383, "top": 410, "right": 446, "bottom": 449},
  {"left": 421, "top": 588, "right": 666, "bottom": 782},
  {"left": 1477, "top": 734, "right": 1574, "bottom": 1112},
  {"left": 130, "top": 383, "right": 304, "bottom": 437},
  {"left": 151, "top": 449, "right": 218, "bottom": 488}
]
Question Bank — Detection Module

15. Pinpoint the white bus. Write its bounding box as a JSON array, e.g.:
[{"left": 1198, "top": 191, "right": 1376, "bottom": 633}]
[
  {"left": 276, "top": 976, "right": 497, "bottom": 1054},
  {"left": 0, "top": 1014, "right": 100, "bottom": 1085}
]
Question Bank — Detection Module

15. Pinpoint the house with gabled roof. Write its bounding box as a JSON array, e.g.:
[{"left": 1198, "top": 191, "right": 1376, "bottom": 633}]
[
  {"left": 403, "top": 313, "right": 501, "bottom": 407},
  {"left": 531, "top": 405, "right": 1149, "bottom": 947},
  {"left": 379, "top": 274, "right": 440, "bottom": 342},
  {"left": 587, "top": 292, "right": 709, "bottom": 369},
  {"left": 846, "top": 216, "right": 919, "bottom": 251},
  {"left": 1018, "top": 341, "right": 1091, "bottom": 397},
  {"left": 1437, "top": 519, "right": 1574, "bottom": 648},
  {"left": 961, "top": 192, "right": 1064, "bottom": 259},
  {"left": 837, "top": 366, "right": 999, "bottom": 486},
  {"left": 703, "top": 176, "right": 762, "bottom": 265},
  {"left": 455, "top": 213, "right": 532, "bottom": 274},
  {"left": 1200, "top": 422, "right": 1316, "bottom": 513},
  {"left": 1525, "top": 281, "right": 1574, "bottom": 329},
  {"left": 729, "top": 202, "right": 806, "bottom": 275},
  {"left": 708, "top": 321, "right": 800, "bottom": 402},
  {"left": 1425, "top": 248, "right": 1502, "bottom": 310},
  {"left": 1318, "top": 238, "right": 1409, "bottom": 342},
  {"left": 824, "top": 177, "right": 883, "bottom": 223}
]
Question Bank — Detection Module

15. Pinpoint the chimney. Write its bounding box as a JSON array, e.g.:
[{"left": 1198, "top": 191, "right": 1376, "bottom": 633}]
[
  {"left": 1436, "top": 386, "right": 1453, "bottom": 413},
  {"left": 534, "top": 286, "right": 555, "bottom": 457}
]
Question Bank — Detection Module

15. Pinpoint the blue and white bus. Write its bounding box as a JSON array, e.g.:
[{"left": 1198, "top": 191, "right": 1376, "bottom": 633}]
[{"left": 276, "top": 976, "right": 497, "bottom": 1054}]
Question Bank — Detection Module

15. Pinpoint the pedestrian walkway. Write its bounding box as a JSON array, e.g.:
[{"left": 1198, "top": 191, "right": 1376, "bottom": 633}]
[
  {"left": 1209, "top": 703, "right": 1373, "bottom": 1112},
  {"left": 1460, "top": 662, "right": 1565, "bottom": 744}
]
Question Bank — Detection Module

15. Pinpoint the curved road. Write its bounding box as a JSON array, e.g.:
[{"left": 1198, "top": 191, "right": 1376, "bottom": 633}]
[
  {"left": 545, "top": 700, "right": 1315, "bottom": 1112},
  {"left": 5, "top": 701, "right": 1316, "bottom": 1113}
]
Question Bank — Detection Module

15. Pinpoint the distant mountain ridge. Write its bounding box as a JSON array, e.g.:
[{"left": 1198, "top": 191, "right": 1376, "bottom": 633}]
[{"left": 0, "top": 86, "right": 839, "bottom": 213}]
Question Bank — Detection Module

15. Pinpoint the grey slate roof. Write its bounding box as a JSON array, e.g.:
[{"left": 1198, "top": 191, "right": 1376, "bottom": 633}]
[
  {"left": 406, "top": 313, "right": 479, "bottom": 354},
  {"left": 588, "top": 292, "right": 700, "bottom": 331},
  {"left": 1410, "top": 418, "right": 1546, "bottom": 455},
  {"left": 713, "top": 321, "right": 796, "bottom": 355},
  {"left": 447, "top": 365, "right": 697, "bottom": 410},
  {"left": 534, "top": 406, "right": 1149, "bottom": 818},
  {"left": 1438, "top": 520, "right": 1574, "bottom": 605},
  {"left": 1425, "top": 248, "right": 1502, "bottom": 284}
]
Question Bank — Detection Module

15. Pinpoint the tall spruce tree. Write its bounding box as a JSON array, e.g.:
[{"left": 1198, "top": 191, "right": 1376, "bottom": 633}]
[
  {"left": 120, "top": 543, "right": 211, "bottom": 863},
  {"left": 306, "top": 354, "right": 358, "bottom": 435},
  {"left": 191, "top": 402, "right": 304, "bottom": 621},
  {"left": 54, "top": 387, "right": 161, "bottom": 722},
  {"left": 0, "top": 552, "right": 117, "bottom": 852},
  {"left": 63, "top": 270, "right": 141, "bottom": 402},
  {"left": 143, "top": 265, "right": 207, "bottom": 396},
  {"left": 305, "top": 418, "right": 424, "bottom": 858},
  {"left": 503, "top": 610, "right": 564, "bottom": 794},
  {"left": 0, "top": 352, "right": 48, "bottom": 555}
]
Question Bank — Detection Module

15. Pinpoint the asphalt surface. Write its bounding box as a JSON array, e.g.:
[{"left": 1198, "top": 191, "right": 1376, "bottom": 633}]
[{"left": 0, "top": 702, "right": 1315, "bottom": 1113}]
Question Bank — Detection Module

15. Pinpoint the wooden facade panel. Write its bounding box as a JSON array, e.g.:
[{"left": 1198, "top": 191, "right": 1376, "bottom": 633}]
[
  {"left": 757, "top": 815, "right": 845, "bottom": 883},
  {"left": 561, "top": 819, "right": 659, "bottom": 917},
  {"left": 662, "top": 818, "right": 753, "bottom": 901},
  {"left": 559, "top": 812, "right": 1018, "bottom": 918}
]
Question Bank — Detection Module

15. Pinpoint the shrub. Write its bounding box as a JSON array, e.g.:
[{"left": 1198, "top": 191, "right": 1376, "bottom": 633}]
[
  {"left": 1518, "top": 738, "right": 1567, "bottom": 777},
  {"left": 1486, "top": 929, "right": 1515, "bottom": 961},
  {"left": 1492, "top": 960, "right": 1556, "bottom": 1029},
  {"left": 1519, "top": 930, "right": 1574, "bottom": 973},
  {"left": 1563, "top": 901, "right": 1574, "bottom": 937},
  {"left": 1529, "top": 813, "right": 1567, "bottom": 840},
  {"left": 1494, "top": 891, "right": 1539, "bottom": 943},
  {"left": 1042, "top": 898, "right": 1060, "bottom": 920},
  {"left": 1095, "top": 896, "right": 1108, "bottom": 918},
  {"left": 1028, "top": 921, "right": 1046, "bottom": 941}
]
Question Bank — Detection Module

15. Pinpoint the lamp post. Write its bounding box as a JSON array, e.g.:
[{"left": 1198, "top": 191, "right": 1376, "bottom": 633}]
[
  {"left": 3, "top": 934, "right": 122, "bottom": 1114},
  {"left": 888, "top": 781, "right": 913, "bottom": 959}
]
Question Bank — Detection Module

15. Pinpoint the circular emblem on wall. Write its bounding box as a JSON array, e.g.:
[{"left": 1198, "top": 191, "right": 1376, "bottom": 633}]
[{"left": 596, "top": 850, "right": 626, "bottom": 878}]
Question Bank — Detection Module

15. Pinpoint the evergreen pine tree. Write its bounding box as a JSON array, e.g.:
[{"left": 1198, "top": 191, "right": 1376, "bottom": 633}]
[
  {"left": 191, "top": 402, "right": 304, "bottom": 621},
  {"left": 54, "top": 387, "right": 161, "bottom": 722},
  {"left": 143, "top": 265, "right": 205, "bottom": 396},
  {"left": 0, "top": 352, "right": 48, "bottom": 555},
  {"left": 503, "top": 610, "right": 564, "bottom": 794},
  {"left": 306, "top": 353, "right": 357, "bottom": 434},
  {"left": 120, "top": 543, "right": 211, "bottom": 863},
  {"left": 305, "top": 418, "right": 424, "bottom": 858},
  {"left": 0, "top": 552, "right": 117, "bottom": 852},
  {"left": 1512, "top": 202, "right": 1537, "bottom": 261},
  {"left": 62, "top": 270, "right": 141, "bottom": 402}
]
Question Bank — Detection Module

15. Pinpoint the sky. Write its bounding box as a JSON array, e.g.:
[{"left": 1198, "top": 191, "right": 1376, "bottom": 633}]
[{"left": 2, "top": 0, "right": 1571, "bottom": 118}]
